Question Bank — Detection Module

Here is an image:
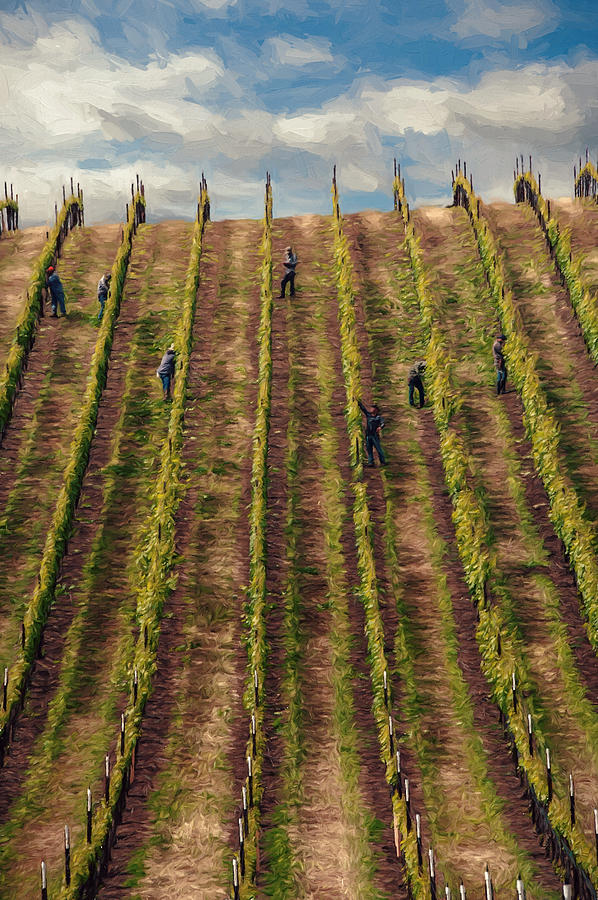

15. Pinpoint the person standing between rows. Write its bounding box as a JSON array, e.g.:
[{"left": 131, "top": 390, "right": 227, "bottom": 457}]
[
  {"left": 493, "top": 334, "right": 507, "bottom": 395},
  {"left": 279, "top": 245, "right": 298, "bottom": 298},
  {"left": 408, "top": 359, "right": 426, "bottom": 408},
  {"left": 97, "top": 271, "right": 111, "bottom": 322},
  {"left": 358, "top": 398, "right": 386, "bottom": 467},
  {"left": 157, "top": 344, "right": 176, "bottom": 401},
  {"left": 46, "top": 266, "right": 66, "bottom": 317}
]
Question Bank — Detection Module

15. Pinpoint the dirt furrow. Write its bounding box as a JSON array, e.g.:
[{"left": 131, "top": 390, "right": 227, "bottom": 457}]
[
  {"left": 344, "top": 210, "right": 562, "bottom": 897},
  {"left": 551, "top": 198, "right": 598, "bottom": 292},
  {"left": 483, "top": 201, "right": 598, "bottom": 528},
  {"left": 96, "top": 219, "right": 261, "bottom": 900},
  {"left": 414, "top": 204, "right": 598, "bottom": 859},
  {"left": 0, "top": 224, "right": 123, "bottom": 670},
  {"left": 0, "top": 225, "right": 48, "bottom": 361},
  {"left": 0, "top": 222, "right": 193, "bottom": 898}
]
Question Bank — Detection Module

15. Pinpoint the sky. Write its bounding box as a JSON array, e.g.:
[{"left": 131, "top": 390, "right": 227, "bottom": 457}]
[{"left": 1, "top": 0, "right": 598, "bottom": 224}]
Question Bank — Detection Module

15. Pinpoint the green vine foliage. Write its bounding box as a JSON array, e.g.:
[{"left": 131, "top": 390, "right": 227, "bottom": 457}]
[
  {"left": 457, "top": 171, "right": 598, "bottom": 655},
  {"left": 405, "top": 169, "right": 598, "bottom": 884},
  {"left": 0, "top": 193, "right": 83, "bottom": 438},
  {"left": 233, "top": 176, "right": 272, "bottom": 900},
  {"left": 0, "top": 190, "right": 146, "bottom": 768},
  {"left": 332, "top": 176, "right": 429, "bottom": 900},
  {"left": 515, "top": 169, "right": 598, "bottom": 365},
  {"left": 58, "top": 185, "right": 208, "bottom": 898}
]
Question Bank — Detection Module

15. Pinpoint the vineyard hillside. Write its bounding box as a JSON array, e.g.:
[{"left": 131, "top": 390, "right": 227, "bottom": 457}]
[{"left": 1, "top": 191, "right": 598, "bottom": 900}]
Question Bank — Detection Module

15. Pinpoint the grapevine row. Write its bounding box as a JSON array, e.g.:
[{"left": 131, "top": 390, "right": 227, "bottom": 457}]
[
  {"left": 514, "top": 167, "right": 598, "bottom": 365},
  {"left": 0, "top": 187, "right": 84, "bottom": 441},
  {"left": 57, "top": 182, "right": 209, "bottom": 897},
  {"left": 0, "top": 186, "right": 145, "bottom": 765},
  {"left": 396, "top": 168, "right": 598, "bottom": 897},
  {"left": 229, "top": 174, "right": 273, "bottom": 900},
  {"left": 332, "top": 171, "right": 432, "bottom": 900}
]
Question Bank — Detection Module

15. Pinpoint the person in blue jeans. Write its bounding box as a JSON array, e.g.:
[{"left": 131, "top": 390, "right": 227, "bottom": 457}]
[
  {"left": 157, "top": 345, "right": 176, "bottom": 400},
  {"left": 358, "top": 399, "right": 386, "bottom": 467},
  {"left": 46, "top": 266, "right": 66, "bottom": 317},
  {"left": 408, "top": 360, "right": 426, "bottom": 408},
  {"left": 97, "top": 271, "right": 111, "bottom": 321},
  {"left": 492, "top": 334, "right": 507, "bottom": 394}
]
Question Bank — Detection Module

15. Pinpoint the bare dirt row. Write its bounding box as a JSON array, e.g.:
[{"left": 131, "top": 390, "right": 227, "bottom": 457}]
[{"left": 0, "top": 221, "right": 193, "bottom": 898}]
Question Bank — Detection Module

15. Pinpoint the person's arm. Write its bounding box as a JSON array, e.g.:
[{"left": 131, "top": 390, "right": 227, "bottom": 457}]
[{"left": 357, "top": 399, "right": 368, "bottom": 415}]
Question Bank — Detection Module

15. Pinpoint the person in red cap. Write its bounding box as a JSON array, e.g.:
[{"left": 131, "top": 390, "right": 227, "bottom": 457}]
[{"left": 46, "top": 266, "right": 66, "bottom": 317}]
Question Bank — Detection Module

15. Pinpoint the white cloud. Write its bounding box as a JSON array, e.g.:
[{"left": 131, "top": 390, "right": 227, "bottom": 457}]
[
  {"left": 1, "top": 11, "right": 597, "bottom": 222},
  {"left": 449, "top": 0, "right": 559, "bottom": 46},
  {"left": 263, "top": 34, "right": 334, "bottom": 67}
]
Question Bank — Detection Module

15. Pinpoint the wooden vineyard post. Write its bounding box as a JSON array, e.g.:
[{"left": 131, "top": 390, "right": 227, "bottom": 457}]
[
  {"left": 405, "top": 777, "right": 412, "bottom": 831},
  {"left": 445, "top": 886, "right": 451, "bottom": 900},
  {"left": 86, "top": 788, "right": 92, "bottom": 843},
  {"left": 460, "top": 882, "right": 466, "bottom": 900},
  {"left": 41, "top": 861, "right": 47, "bottom": 900},
  {"left": 429, "top": 847, "right": 436, "bottom": 900},
  {"left": 395, "top": 750, "right": 402, "bottom": 798},
  {"left": 104, "top": 755, "right": 110, "bottom": 803},
  {"left": 383, "top": 669, "right": 388, "bottom": 706},
  {"left": 238, "top": 817, "right": 245, "bottom": 877},
  {"left": 64, "top": 825, "right": 71, "bottom": 886},
  {"left": 2, "top": 667, "right": 7, "bottom": 711},
  {"left": 512, "top": 671, "right": 517, "bottom": 712},
  {"left": 516, "top": 874, "right": 525, "bottom": 900},
  {"left": 120, "top": 713, "right": 125, "bottom": 755},
  {"left": 389, "top": 716, "right": 394, "bottom": 754},
  {"left": 242, "top": 786, "right": 248, "bottom": 833},
  {"left": 393, "top": 808, "right": 400, "bottom": 857},
  {"left": 251, "top": 714, "right": 256, "bottom": 756},
  {"left": 562, "top": 884, "right": 572, "bottom": 900},
  {"left": 546, "top": 748, "right": 552, "bottom": 803},
  {"left": 484, "top": 865, "right": 493, "bottom": 900},
  {"left": 416, "top": 814, "right": 423, "bottom": 870},
  {"left": 527, "top": 714, "right": 533, "bottom": 756},
  {"left": 133, "top": 667, "right": 138, "bottom": 704},
  {"left": 594, "top": 809, "right": 598, "bottom": 864},
  {"left": 569, "top": 774, "right": 575, "bottom": 826},
  {"left": 247, "top": 756, "right": 253, "bottom": 807},
  {"left": 232, "top": 857, "right": 240, "bottom": 900},
  {"left": 253, "top": 669, "right": 258, "bottom": 706}
]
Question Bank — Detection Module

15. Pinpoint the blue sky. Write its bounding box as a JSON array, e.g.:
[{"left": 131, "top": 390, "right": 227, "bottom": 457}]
[{"left": 1, "top": 0, "right": 598, "bottom": 223}]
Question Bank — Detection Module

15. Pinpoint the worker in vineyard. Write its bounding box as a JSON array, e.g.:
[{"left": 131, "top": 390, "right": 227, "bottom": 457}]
[
  {"left": 97, "top": 271, "right": 111, "bottom": 322},
  {"left": 493, "top": 334, "right": 507, "bottom": 395},
  {"left": 157, "top": 344, "right": 176, "bottom": 401},
  {"left": 46, "top": 266, "right": 66, "bottom": 317},
  {"left": 408, "top": 360, "right": 426, "bottom": 408},
  {"left": 279, "top": 245, "right": 298, "bottom": 298},
  {"left": 358, "top": 399, "right": 386, "bottom": 467}
]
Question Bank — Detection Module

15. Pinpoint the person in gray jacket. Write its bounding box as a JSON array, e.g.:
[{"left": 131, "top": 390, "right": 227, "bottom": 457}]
[
  {"left": 279, "top": 246, "right": 297, "bottom": 298},
  {"left": 46, "top": 266, "right": 66, "bottom": 317},
  {"left": 408, "top": 360, "right": 426, "bottom": 408},
  {"left": 157, "top": 345, "right": 176, "bottom": 400},
  {"left": 97, "top": 271, "right": 111, "bottom": 321}
]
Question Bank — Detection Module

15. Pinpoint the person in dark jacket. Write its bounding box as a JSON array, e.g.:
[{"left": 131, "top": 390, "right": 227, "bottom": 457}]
[
  {"left": 408, "top": 360, "right": 426, "bottom": 408},
  {"left": 46, "top": 266, "right": 66, "bottom": 317},
  {"left": 157, "top": 345, "right": 176, "bottom": 400},
  {"left": 97, "top": 271, "right": 111, "bottom": 321},
  {"left": 492, "top": 334, "right": 507, "bottom": 394},
  {"left": 358, "top": 399, "right": 386, "bottom": 466},
  {"left": 279, "top": 246, "right": 297, "bottom": 298}
]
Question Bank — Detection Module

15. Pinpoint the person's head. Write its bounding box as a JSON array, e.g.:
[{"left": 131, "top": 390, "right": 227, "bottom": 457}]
[
  {"left": 105, "top": 271, "right": 112, "bottom": 281},
  {"left": 496, "top": 334, "right": 506, "bottom": 344},
  {"left": 47, "top": 266, "right": 54, "bottom": 275},
  {"left": 286, "top": 246, "right": 292, "bottom": 252},
  {"left": 168, "top": 344, "right": 175, "bottom": 352},
  {"left": 372, "top": 404, "right": 380, "bottom": 415}
]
